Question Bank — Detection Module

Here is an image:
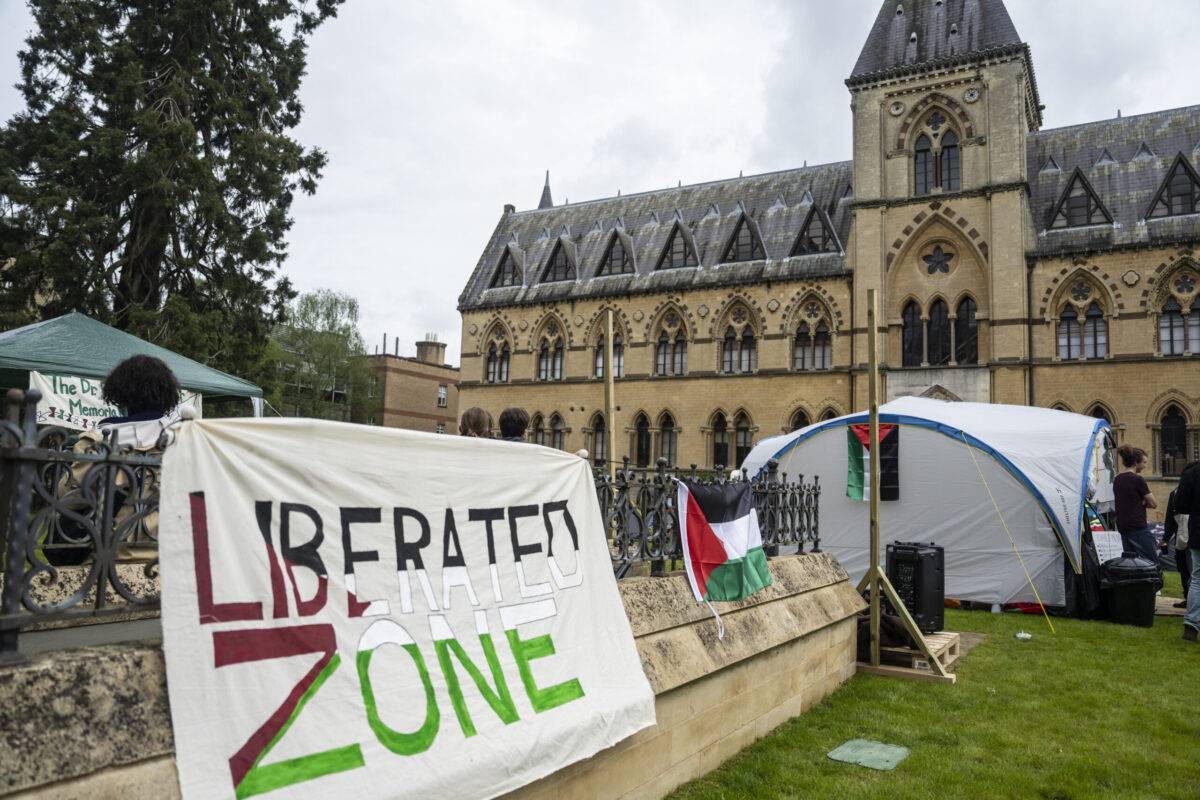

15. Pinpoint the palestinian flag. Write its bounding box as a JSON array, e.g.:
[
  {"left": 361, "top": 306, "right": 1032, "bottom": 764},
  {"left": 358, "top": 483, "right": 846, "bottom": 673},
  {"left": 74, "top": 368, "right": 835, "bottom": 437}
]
[
  {"left": 676, "top": 480, "right": 772, "bottom": 602},
  {"left": 847, "top": 423, "right": 900, "bottom": 501}
]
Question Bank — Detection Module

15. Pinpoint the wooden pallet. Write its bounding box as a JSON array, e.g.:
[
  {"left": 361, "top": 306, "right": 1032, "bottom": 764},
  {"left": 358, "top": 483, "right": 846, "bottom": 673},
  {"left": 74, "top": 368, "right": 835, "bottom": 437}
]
[
  {"left": 879, "top": 630, "right": 961, "bottom": 672},
  {"left": 857, "top": 631, "right": 961, "bottom": 684}
]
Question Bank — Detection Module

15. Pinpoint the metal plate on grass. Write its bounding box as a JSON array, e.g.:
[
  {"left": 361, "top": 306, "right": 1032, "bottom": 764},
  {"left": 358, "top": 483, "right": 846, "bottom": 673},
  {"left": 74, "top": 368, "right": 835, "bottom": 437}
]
[{"left": 827, "top": 739, "right": 910, "bottom": 771}]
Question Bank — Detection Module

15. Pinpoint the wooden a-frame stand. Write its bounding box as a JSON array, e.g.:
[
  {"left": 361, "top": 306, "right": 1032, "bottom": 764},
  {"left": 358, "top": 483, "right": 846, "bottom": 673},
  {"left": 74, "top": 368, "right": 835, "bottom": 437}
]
[{"left": 856, "top": 289, "right": 956, "bottom": 685}]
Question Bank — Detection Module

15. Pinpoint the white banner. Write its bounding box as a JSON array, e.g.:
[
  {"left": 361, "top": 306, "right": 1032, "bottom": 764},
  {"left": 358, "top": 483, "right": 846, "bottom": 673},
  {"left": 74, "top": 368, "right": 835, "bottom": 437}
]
[
  {"left": 30, "top": 370, "right": 201, "bottom": 431},
  {"left": 159, "top": 418, "right": 655, "bottom": 800}
]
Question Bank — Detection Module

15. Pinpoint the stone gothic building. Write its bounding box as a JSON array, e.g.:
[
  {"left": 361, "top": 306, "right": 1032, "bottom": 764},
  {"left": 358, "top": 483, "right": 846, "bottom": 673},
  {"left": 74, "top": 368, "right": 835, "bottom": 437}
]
[{"left": 456, "top": 0, "right": 1200, "bottom": 491}]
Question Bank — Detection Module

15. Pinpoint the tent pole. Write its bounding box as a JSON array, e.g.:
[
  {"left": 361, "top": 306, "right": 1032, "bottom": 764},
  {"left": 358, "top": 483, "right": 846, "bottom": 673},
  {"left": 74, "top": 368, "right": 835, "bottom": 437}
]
[{"left": 604, "top": 309, "right": 616, "bottom": 481}]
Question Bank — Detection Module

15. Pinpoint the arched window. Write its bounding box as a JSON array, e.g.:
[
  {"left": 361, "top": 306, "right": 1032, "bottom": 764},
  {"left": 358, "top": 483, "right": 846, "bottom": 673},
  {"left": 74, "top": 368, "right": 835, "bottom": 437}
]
[
  {"left": 914, "top": 134, "right": 934, "bottom": 196},
  {"left": 927, "top": 300, "right": 951, "bottom": 365},
  {"left": 739, "top": 329, "right": 757, "bottom": 372},
  {"left": 820, "top": 408, "right": 838, "bottom": 421},
  {"left": 902, "top": 301, "right": 923, "bottom": 367},
  {"left": 485, "top": 337, "right": 510, "bottom": 384},
  {"left": 550, "top": 414, "right": 565, "bottom": 450},
  {"left": 734, "top": 413, "right": 753, "bottom": 467},
  {"left": 655, "top": 332, "right": 669, "bottom": 376},
  {"left": 673, "top": 330, "right": 687, "bottom": 375},
  {"left": 531, "top": 414, "right": 546, "bottom": 445},
  {"left": 552, "top": 339, "right": 564, "bottom": 380},
  {"left": 1089, "top": 405, "right": 1112, "bottom": 425},
  {"left": 634, "top": 414, "right": 651, "bottom": 467},
  {"left": 814, "top": 321, "right": 832, "bottom": 369},
  {"left": 793, "top": 322, "right": 812, "bottom": 371},
  {"left": 1160, "top": 405, "right": 1189, "bottom": 476},
  {"left": 913, "top": 113, "right": 962, "bottom": 195},
  {"left": 1160, "top": 298, "right": 1185, "bottom": 355},
  {"left": 1190, "top": 296, "right": 1200, "bottom": 352},
  {"left": 594, "top": 335, "right": 624, "bottom": 378},
  {"left": 790, "top": 409, "right": 810, "bottom": 431},
  {"left": 1058, "top": 306, "right": 1081, "bottom": 360},
  {"left": 939, "top": 130, "right": 960, "bottom": 191},
  {"left": 954, "top": 297, "right": 978, "bottom": 364},
  {"left": 1082, "top": 302, "right": 1108, "bottom": 359},
  {"left": 486, "top": 342, "right": 498, "bottom": 384},
  {"left": 712, "top": 413, "right": 730, "bottom": 468},
  {"left": 722, "top": 327, "right": 737, "bottom": 373},
  {"left": 591, "top": 414, "right": 607, "bottom": 466},
  {"left": 538, "top": 340, "right": 550, "bottom": 380},
  {"left": 659, "top": 413, "right": 678, "bottom": 466}
]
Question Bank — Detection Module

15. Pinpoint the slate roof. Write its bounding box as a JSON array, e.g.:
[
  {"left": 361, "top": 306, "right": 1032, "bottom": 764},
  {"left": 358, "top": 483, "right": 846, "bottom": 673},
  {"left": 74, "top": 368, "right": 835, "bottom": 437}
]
[
  {"left": 458, "top": 163, "right": 854, "bottom": 311},
  {"left": 1028, "top": 105, "right": 1200, "bottom": 256},
  {"left": 850, "top": 0, "right": 1022, "bottom": 82}
]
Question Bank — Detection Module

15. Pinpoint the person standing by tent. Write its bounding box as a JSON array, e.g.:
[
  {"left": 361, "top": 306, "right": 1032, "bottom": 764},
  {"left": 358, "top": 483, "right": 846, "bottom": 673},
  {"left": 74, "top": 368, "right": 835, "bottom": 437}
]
[
  {"left": 1113, "top": 445, "right": 1158, "bottom": 562},
  {"left": 1172, "top": 459, "right": 1200, "bottom": 642},
  {"left": 1164, "top": 476, "right": 1193, "bottom": 610}
]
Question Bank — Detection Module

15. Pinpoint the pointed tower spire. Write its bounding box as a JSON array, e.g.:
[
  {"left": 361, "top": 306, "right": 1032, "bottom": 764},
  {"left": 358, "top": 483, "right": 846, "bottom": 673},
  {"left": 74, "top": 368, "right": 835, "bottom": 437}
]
[{"left": 538, "top": 170, "right": 554, "bottom": 209}]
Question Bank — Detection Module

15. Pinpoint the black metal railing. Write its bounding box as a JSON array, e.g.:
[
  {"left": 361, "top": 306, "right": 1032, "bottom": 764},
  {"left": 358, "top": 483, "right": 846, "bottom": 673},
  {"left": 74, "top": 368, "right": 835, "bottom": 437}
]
[
  {"left": 596, "top": 457, "right": 821, "bottom": 578},
  {"left": 1, "top": 390, "right": 820, "bottom": 658},
  {"left": 1, "top": 390, "right": 162, "bottom": 661}
]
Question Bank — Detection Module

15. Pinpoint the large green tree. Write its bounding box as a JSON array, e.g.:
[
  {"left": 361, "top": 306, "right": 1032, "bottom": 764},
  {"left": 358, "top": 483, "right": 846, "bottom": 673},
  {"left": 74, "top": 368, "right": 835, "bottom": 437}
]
[
  {"left": 0, "top": 0, "right": 342, "bottom": 385},
  {"left": 271, "top": 288, "right": 377, "bottom": 422}
]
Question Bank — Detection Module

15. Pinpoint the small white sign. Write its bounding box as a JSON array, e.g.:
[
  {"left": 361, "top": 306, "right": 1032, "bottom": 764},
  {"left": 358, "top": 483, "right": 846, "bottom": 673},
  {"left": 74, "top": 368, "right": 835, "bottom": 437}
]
[{"left": 1092, "top": 530, "right": 1124, "bottom": 564}]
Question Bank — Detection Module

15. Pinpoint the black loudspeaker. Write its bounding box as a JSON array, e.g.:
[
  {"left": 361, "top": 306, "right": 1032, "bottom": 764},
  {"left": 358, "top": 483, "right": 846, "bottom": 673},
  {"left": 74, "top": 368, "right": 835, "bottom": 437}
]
[{"left": 885, "top": 541, "right": 944, "bottom": 634}]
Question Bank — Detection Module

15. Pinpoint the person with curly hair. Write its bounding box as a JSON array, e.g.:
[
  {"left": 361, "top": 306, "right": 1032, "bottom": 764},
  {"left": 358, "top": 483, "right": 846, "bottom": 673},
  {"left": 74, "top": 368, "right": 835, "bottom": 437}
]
[{"left": 99, "top": 354, "right": 181, "bottom": 426}]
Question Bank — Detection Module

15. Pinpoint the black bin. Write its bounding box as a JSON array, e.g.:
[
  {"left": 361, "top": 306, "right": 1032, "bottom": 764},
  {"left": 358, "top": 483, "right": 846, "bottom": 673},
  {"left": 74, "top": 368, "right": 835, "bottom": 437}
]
[
  {"left": 1100, "top": 553, "right": 1162, "bottom": 628},
  {"left": 885, "top": 541, "right": 944, "bottom": 634}
]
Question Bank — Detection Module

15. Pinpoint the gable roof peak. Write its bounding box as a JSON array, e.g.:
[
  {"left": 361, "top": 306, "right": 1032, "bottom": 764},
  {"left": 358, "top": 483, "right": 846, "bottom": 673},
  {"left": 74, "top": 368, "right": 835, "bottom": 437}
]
[{"left": 538, "top": 170, "right": 554, "bottom": 210}]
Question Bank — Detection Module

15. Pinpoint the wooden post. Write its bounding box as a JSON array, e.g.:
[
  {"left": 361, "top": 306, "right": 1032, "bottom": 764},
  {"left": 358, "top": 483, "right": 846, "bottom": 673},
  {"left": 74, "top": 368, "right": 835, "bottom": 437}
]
[
  {"left": 604, "top": 309, "right": 617, "bottom": 480},
  {"left": 856, "top": 288, "right": 955, "bottom": 683},
  {"left": 867, "top": 289, "right": 881, "bottom": 667}
]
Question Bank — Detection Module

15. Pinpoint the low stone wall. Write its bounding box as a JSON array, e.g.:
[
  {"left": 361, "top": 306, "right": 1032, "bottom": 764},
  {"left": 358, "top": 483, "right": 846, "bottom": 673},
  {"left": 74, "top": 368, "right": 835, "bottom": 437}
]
[
  {"left": 506, "top": 553, "right": 865, "bottom": 800},
  {"left": 0, "top": 553, "right": 864, "bottom": 799}
]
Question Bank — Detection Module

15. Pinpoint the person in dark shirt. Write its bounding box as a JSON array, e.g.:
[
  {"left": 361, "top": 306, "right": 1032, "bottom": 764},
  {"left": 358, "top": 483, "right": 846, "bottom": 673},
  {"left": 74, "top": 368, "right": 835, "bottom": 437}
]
[
  {"left": 1173, "top": 459, "right": 1200, "bottom": 642},
  {"left": 1164, "top": 483, "right": 1192, "bottom": 609},
  {"left": 498, "top": 407, "right": 529, "bottom": 443},
  {"left": 1112, "top": 445, "right": 1158, "bottom": 562}
]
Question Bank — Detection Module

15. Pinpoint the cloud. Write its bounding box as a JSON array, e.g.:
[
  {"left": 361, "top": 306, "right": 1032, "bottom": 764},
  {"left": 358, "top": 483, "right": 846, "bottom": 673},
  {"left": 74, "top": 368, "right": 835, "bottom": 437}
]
[{"left": 2, "top": 0, "right": 1198, "bottom": 367}]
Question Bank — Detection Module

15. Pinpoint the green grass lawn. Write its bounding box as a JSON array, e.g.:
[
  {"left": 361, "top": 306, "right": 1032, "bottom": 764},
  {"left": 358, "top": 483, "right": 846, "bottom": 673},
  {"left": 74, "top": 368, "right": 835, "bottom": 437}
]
[
  {"left": 669, "top": 608, "right": 1199, "bottom": 800},
  {"left": 1162, "top": 569, "right": 1184, "bottom": 599}
]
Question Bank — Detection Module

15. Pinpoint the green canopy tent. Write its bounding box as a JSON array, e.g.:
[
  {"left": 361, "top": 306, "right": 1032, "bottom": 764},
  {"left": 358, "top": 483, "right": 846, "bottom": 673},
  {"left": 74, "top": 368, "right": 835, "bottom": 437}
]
[{"left": 0, "top": 312, "right": 262, "bottom": 403}]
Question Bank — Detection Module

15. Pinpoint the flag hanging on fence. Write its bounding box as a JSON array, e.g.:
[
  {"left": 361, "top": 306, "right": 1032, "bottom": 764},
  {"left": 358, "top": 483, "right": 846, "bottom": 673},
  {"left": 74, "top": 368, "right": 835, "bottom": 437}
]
[
  {"left": 846, "top": 423, "right": 900, "bottom": 501},
  {"left": 676, "top": 480, "right": 772, "bottom": 605}
]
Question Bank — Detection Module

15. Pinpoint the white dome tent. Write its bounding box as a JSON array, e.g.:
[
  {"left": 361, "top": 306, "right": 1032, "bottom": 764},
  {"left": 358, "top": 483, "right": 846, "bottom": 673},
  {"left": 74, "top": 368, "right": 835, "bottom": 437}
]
[{"left": 741, "top": 397, "right": 1114, "bottom": 606}]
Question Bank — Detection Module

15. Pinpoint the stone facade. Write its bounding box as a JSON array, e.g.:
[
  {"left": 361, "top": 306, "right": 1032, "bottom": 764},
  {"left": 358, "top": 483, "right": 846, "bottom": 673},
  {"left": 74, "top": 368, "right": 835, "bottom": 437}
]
[
  {"left": 0, "top": 554, "right": 863, "bottom": 799},
  {"left": 456, "top": 0, "right": 1200, "bottom": 498},
  {"left": 367, "top": 337, "right": 459, "bottom": 434}
]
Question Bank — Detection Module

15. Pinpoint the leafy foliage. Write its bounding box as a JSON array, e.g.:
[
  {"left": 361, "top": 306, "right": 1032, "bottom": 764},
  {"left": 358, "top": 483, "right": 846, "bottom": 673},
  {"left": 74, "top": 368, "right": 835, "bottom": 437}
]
[
  {"left": 0, "top": 0, "right": 343, "bottom": 390},
  {"left": 271, "top": 289, "right": 377, "bottom": 422}
]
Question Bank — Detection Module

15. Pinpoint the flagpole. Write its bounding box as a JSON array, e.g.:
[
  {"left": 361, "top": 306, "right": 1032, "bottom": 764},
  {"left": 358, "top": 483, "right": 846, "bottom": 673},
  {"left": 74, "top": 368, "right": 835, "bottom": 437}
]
[
  {"left": 604, "top": 309, "right": 617, "bottom": 481},
  {"left": 867, "top": 288, "right": 881, "bottom": 668}
]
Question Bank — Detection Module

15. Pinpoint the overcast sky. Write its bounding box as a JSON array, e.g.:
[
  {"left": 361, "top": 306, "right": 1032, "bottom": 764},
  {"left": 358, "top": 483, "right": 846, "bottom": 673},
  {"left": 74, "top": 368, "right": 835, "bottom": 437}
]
[{"left": 2, "top": 1, "right": 1199, "bottom": 364}]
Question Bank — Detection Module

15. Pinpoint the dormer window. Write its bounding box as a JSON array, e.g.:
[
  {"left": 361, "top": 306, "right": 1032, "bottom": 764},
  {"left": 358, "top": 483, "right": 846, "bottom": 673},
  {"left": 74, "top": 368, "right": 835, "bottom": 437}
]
[
  {"left": 721, "top": 216, "right": 764, "bottom": 263},
  {"left": 657, "top": 224, "right": 698, "bottom": 270},
  {"left": 1049, "top": 170, "right": 1112, "bottom": 228},
  {"left": 790, "top": 206, "right": 840, "bottom": 255},
  {"left": 541, "top": 241, "right": 575, "bottom": 282},
  {"left": 913, "top": 113, "right": 961, "bottom": 195},
  {"left": 490, "top": 248, "right": 521, "bottom": 287},
  {"left": 596, "top": 233, "right": 633, "bottom": 276},
  {"left": 1147, "top": 154, "right": 1200, "bottom": 218}
]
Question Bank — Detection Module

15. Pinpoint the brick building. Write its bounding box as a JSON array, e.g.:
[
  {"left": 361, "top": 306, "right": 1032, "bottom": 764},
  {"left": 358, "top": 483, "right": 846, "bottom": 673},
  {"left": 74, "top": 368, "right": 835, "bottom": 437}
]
[
  {"left": 368, "top": 335, "right": 459, "bottom": 433},
  {"left": 456, "top": 0, "right": 1200, "bottom": 494}
]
